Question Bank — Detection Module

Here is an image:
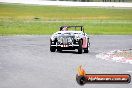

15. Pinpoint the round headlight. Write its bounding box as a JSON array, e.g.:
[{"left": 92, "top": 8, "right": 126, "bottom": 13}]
[
  {"left": 51, "top": 35, "right": 56, "bottom": 41},
  {"left": 75, "top": 35, "right": 80, "bottom": 41}
]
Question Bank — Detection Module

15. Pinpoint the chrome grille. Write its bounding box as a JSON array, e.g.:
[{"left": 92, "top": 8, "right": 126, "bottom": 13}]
[{"left": 57, "top": 36, "right": 74, "bottom": 45}]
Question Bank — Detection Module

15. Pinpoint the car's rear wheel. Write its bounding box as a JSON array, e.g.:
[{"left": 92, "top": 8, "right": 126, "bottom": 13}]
[{"left": 78, "top": 39, "right": 82, "bottom": 54}]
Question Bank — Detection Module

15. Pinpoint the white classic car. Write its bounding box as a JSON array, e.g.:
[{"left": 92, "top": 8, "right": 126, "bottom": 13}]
[{"left": 50, "top": 26, "right": 90, "bottom": 54}]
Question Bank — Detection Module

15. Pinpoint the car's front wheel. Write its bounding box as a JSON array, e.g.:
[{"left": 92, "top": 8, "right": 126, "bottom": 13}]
[
  {"left": 50, "top": 46, "right": 56, "bottom": 52},
  {"left": 84, "top": 43, "right": 89, "bottom": 53},
  {"left": 50, "top": 40, "right": 56, "bottom": 52},
  {"left": 78, "top": 39, "right": 82, "bottom": 54},
  {"left": 84, "top": 49, "right": 89, "bottom": 53}
]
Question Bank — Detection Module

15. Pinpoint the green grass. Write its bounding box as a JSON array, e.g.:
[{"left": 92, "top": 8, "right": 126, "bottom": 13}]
[{"left": 0, "top": 3, "right": 132, "bottom": 35}]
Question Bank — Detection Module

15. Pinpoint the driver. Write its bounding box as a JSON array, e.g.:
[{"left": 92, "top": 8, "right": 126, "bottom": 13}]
[{"left": 62, "top": 26, "right": 68, "bottom": 31}]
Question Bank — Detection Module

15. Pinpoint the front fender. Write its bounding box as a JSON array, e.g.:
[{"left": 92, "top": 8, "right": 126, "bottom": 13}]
[{"left": 82, "top": 37, "right": 88, "bottom": 48}]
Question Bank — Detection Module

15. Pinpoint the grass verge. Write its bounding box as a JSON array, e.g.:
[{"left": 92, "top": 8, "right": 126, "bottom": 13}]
[{"left": 0, "top": 3, "right": 132, "bottom": 35}]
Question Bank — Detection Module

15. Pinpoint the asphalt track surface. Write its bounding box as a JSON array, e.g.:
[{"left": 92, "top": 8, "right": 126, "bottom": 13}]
[{"left": 0, "top": 35, "right": 132, "bottom": 88}]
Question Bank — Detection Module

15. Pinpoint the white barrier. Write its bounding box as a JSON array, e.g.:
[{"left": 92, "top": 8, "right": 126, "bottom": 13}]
[{"left": 0, "top": 0, "right": 132, "bottom": 7}]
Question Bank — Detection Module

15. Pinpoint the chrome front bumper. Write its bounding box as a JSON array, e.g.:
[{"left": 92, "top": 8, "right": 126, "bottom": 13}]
[{"left": 51, "top": 44, "right": 79, "bottom": 47}]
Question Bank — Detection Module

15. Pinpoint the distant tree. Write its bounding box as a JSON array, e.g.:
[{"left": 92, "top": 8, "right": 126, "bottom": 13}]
[{"left": 81, "top": 0, "right": 85, "bottom": 2}]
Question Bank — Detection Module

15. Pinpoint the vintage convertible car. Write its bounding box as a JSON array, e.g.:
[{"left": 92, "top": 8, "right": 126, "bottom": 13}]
[{"left": 50, "top": 26, "right": 90, "bottom": 54}]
